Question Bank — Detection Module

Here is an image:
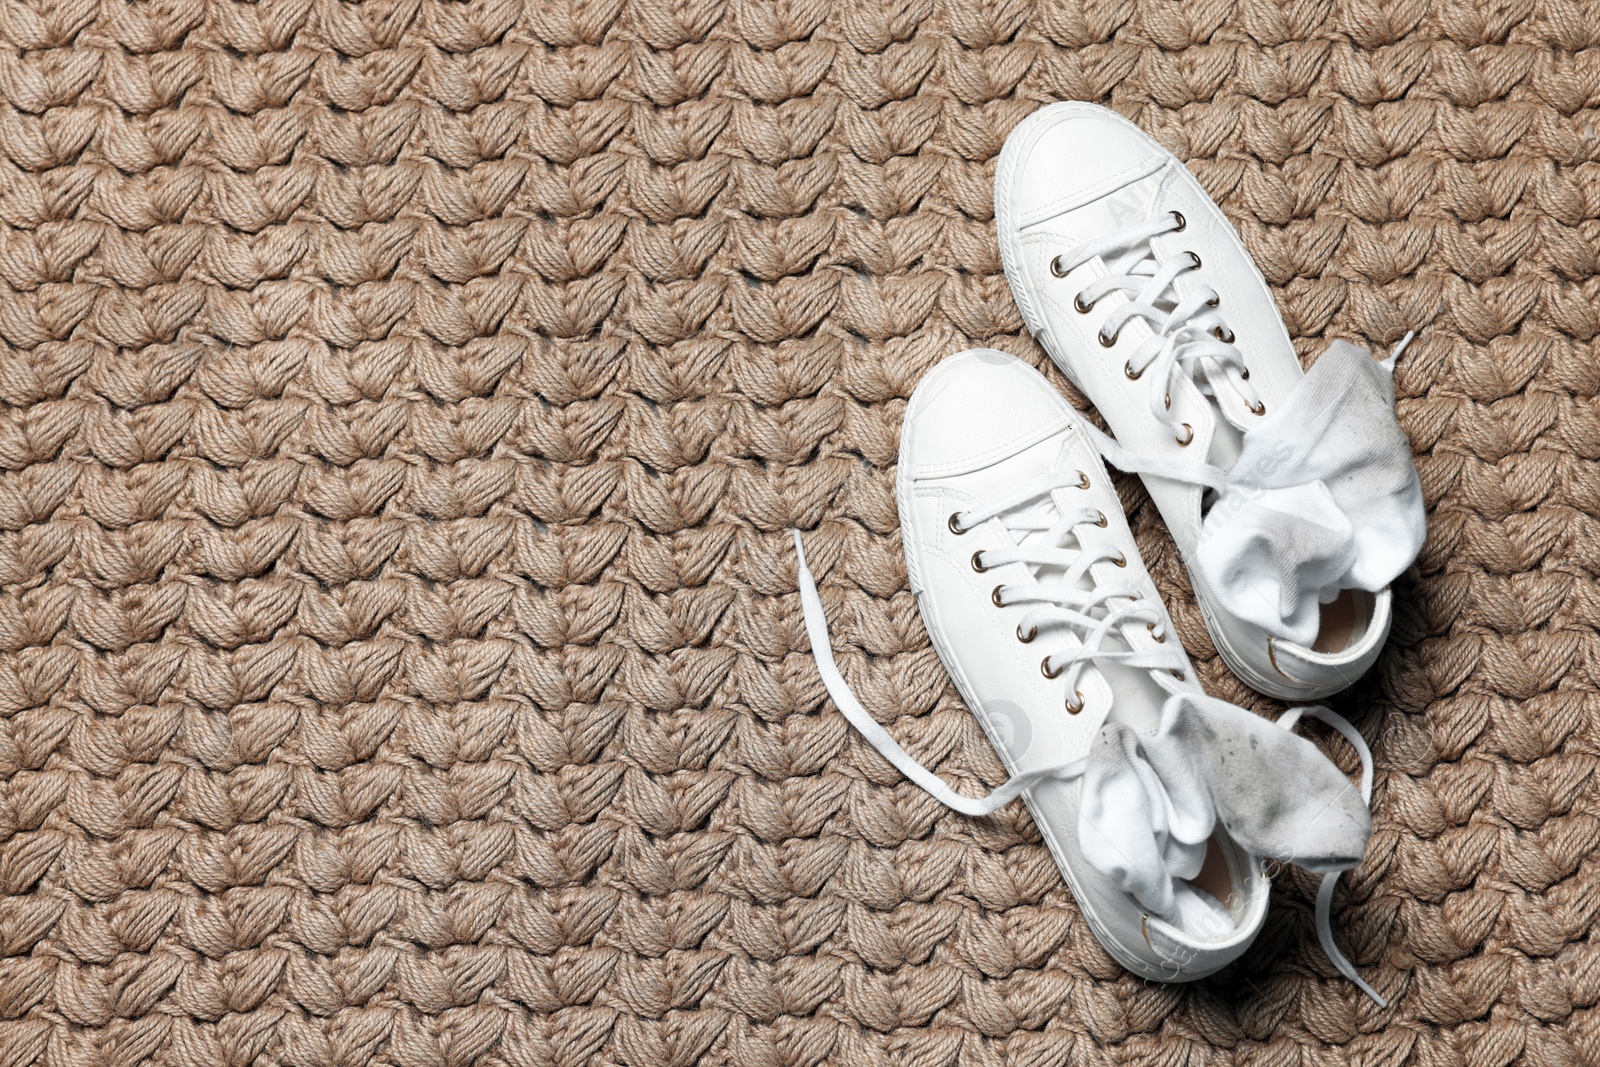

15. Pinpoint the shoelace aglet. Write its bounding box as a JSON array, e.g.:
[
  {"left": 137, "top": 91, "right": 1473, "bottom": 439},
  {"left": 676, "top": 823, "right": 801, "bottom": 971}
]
[
  {"left": 1316, "top": 872, "right": 1388, "bottom": 1006},
  {"left": 1382, "top": 330, "right": 1417, "bottom": 371},
  {"left": 1392, "top": 330, "right": 1416, "bottom": 360}
]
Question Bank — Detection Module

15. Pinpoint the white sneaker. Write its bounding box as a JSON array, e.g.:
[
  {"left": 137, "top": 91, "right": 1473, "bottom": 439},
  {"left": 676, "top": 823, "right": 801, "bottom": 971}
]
[
  {"left": 995, "top": 102, "right": 1426, "bottom": 700},
  {"left": 794, "top": 351, "right": 1381, "bottom": 992}
]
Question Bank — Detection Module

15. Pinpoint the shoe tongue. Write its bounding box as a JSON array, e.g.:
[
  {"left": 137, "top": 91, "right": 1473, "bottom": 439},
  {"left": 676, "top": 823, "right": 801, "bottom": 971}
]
[
  {"left": 1206, "top": 411, "right": 1245, "bottom": 474},
  {"left": 946, "top": 434, "right": 1080, "bottom": 563}
]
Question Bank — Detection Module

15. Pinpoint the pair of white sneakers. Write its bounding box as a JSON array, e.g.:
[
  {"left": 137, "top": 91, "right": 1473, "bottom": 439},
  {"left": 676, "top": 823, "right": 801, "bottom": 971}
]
[{"left": 796, "top": 104, "right": 1427, "bottom": 996}]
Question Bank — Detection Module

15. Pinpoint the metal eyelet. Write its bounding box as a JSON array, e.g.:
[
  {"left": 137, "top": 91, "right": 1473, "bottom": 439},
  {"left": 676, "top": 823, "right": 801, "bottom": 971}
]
[
  {"left": 1098, "top": 328, "right": 1118, "bottom": 348},
  {"left": 1065, "top": 690, "right": 1085, "bottom": 714},
  {"left": 971, "top": 551, "right": 988, "bottom": 573},
  {"left": 1170, "top": 669, "right": 1186, "bottom": 680},
  {"left": 1147, "top": 621, "right": 1166, "bottom": 643},
  {"left": 1163, "top": 393, "right": 1171, "bottom": 410},
  {"left": 1050, "top": 256, "right": 1068, "bottom": 277},
  {"left": 1170, "top": 211, "right": 1186, "bottom": 232},
  {"left": 1205, "top": 294, "right": 1220, "bottom": 307},
  {"left": 1076, "top": 470, "right": 1090, "bottom": 490},
  {"left": 1185, "top": 251, "right": 1202, "bottom": 269},
  {"left": 1212, "top": 325, "right": 1235, "bottom": 344},
  {"left": 1041, "top": 657, "right": 1064, "bottom": 680},
  {"left": 1239, "top": 367, "right": 1250, "bottom": 380},
  {"left": 1073, "top": 292, "right": 1094, "bottom": 314},
  {"left": 991, "top": 585, "right": 1006, "bottom": 608},
  {"left": 1017, "top": 623, "right": 1037, "bottom": 643},
  {"left": 1124, "top": 360, "right": 1142, "bottom": 381},
  {"left": 1175, "top": 423, "right": 1194, "bottom": 446},
  {"left": 1093, "top": 510, "right": 1108, "bottom": 527},
  {"left": 1248, "top": 400, "right": 1266, "bottom": 416},
  {"left": 1111, "top": 552, "right": 1127, "bottom": 568},
  {"left": 948, "top": 512, "right": 966, "bottom": 535}
]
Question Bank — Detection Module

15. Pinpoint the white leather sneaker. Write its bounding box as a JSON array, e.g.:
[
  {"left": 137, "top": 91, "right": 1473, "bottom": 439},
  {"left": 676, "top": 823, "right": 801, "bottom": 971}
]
[
  {"left": 995, "top": 102, "right": 1426, "bottom": 701},
  {"left": 794, "top": 351, "right": 1381, "bottom": 992}
]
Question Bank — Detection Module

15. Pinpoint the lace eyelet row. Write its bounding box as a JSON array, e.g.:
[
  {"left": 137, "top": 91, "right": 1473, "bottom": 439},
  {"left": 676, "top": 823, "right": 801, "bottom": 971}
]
[
  {"left": 954, "top": 480, "right": 1143, "bottom": 703},
  {"left": 1058, "top": 224, "right": 1264, "bottom": 422},
  {"left": 947, "top": 469, "right": 1090, "bottom": 543}
]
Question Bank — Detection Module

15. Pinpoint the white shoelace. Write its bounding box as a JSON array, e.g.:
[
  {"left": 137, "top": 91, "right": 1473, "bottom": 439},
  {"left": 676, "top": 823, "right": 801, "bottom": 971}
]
[
  {"left": 1277, "top": 705, "right": 1386, "bottom": 1005},
  {"left": 795, "top": 528, "right": 1086, "bottom": 818},
  {"left": 953, "top": 470, "right": 1189, "bottom": 699},
  {"left": 1055, "top": 212, "right": 1261, "bottom": 435},
  {"left": 795, "top": 525, "right": 1386, "bottom": 1003}
]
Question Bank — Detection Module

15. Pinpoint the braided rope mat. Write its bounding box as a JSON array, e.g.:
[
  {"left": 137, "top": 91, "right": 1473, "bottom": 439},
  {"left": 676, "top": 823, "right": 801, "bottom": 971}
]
[{"left": 0, "top": 0, "right": 1597, "bottom": 1063}]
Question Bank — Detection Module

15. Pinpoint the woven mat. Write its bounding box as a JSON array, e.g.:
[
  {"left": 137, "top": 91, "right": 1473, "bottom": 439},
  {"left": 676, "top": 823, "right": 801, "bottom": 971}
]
[{"left": 1, "top": 0, "right": 1597, "bottom": 1063}]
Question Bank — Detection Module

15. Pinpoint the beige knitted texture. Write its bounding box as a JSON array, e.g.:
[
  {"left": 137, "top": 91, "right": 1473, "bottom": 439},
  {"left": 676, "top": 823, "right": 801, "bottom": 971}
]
[{"left": 0, "top": 0, "right": 1596, "bottom": 1063}]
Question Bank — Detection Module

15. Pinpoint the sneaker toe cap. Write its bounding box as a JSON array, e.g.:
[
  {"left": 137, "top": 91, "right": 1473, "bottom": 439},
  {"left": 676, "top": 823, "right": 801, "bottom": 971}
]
[
  {"left": 902, "top": 350, "right": 1072, "bottom": 476},
  {"left": 1006, "top": 104, "right": 1165, "bottom": 226}
]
